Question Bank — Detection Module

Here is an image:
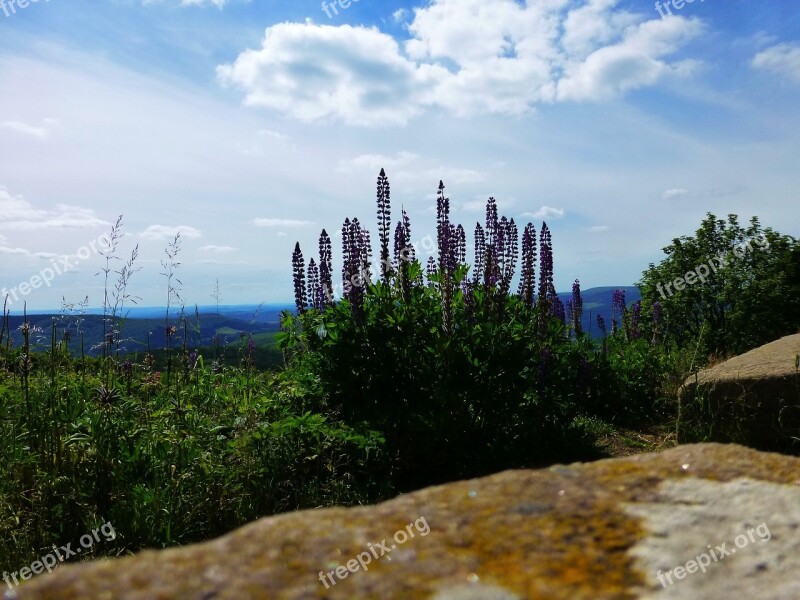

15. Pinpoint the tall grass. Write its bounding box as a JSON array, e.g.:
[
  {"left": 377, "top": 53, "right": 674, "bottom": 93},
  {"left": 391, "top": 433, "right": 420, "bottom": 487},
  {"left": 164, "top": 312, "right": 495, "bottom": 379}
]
[{"left": 0, "top": 222, "right": 384, "bottom": 572}]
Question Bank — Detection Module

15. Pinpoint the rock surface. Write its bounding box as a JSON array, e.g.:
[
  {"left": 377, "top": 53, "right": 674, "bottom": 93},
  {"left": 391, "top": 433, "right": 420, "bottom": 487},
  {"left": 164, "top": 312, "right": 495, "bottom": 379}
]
[
  {"left": 687, "top": 334, "right": 800, "bottom": 384},
  {"left": 8, "top": 444, "right": 800, "bottom": 600},
  {"left": 679, "top": 334, "right": 800, "bottom": 449}
]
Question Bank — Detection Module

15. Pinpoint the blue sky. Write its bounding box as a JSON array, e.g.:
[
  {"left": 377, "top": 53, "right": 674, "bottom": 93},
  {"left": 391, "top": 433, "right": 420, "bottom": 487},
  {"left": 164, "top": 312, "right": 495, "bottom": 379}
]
[{"left": 1, "top": 0, "right": 798, "bottom": 310}]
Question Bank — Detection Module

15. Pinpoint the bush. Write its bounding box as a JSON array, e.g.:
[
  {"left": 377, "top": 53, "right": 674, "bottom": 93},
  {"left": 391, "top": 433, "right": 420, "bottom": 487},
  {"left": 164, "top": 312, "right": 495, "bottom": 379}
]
[{"left": 638, "top": 213, "right": 800, "bottom": 361}]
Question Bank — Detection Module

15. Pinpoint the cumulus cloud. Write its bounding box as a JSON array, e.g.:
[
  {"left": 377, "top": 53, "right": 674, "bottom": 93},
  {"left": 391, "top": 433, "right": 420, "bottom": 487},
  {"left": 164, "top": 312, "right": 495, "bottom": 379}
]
[
  {"left": 217, "top": 23, "right": 443, "bottom": 126},
  {"left": 556, "top": 18, "right": 704, "bottom": 100},
  {"left": 0, "top": 245, "right": 59, "bottom": 258},
  {"left": 199, "top": 259, "right": 249, "bottom": 265},
  {"left": 752, "top": 43, "right": 800, "bottom": 83},
  {"left": 392, "top": 8, "right": 409, "bottom": 24},
  {"left": 0, "top": 120, "right": 52, "bottom": 139},
  {"left": 523, "top": 206, "right": 565, "bottom": 220},
  {"left": 199, "top": 245, "right": 237, "bottom": 253},
  {"left": 180, "top": 0, "right": 227, "bottom": 6},
  {"left": 217, "top": 0, "right": 704, "bottom": 125},
  {"left": 139, "top": 225, "right": 202, "bottom": 240},
  {"left": 144, "top": 0, "right": 228, "bottom": 7},
  {"left": 257, "top": 129, "right": 290, "bottom": 141},
  {"left": 0, "top": 245, "right": 29, "bottom": 255},
  {"left": 0, "top": 227, "right": 59, "bottom": 258},
  {"left": 337, "top": 151, "right": 485, "bottom": 189},
  {"left": 662, "top": 188, "right": 689, "bottom": 200},
  {"left": 454, "top": 192, "right": 516, "bottom": 212},
  {"left": 0, "top": 188, "right": 108, "bottom": 231},
  {"left": 337, "top": 151, "right": 420, "bottom": 173},
  {"left": 252, "top": 218, "right": 314, "bottom": 227}
]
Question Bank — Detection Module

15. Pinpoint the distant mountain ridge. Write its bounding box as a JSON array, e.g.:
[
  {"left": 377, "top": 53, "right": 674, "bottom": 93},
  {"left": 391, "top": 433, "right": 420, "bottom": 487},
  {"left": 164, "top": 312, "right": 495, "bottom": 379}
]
[
  {"left": 15, "top": 304, "right": 294, "bottom": 321},
  {"left": 7, "top": 287, "right": 641, "bottom": 350},
  {"left": 5, "top": 305, "right": 293, "bottom": 356},
  {"left": 558, "top": 286, "right": 641, "bottom": 338},
  {"left": 13, "top": 287, "right": 639, "bottom": 319}
]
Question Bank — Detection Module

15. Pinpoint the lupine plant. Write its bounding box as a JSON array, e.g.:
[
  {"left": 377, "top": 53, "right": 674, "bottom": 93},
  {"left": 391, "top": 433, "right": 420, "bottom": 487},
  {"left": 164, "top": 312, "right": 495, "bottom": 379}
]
[{"left": 283, "top": 170, "right": 675, "bottom": 490}]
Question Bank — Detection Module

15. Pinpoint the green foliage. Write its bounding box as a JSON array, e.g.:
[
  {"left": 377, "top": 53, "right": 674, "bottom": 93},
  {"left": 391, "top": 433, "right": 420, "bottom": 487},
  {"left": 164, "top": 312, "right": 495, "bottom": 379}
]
[
  {"left": 592, "top": 334, "right": 677, "bottom": 421},
  {"left": 0, "top": 317, "right": 385, "bottom": 571},
  {"left": 279, "top": 170, "right": 685, "bottom": 490},
  {"left": 638, "top": 213, "right": 800, "bottom": 360},
  {"left": 283, "top": 261, "right": 675, "bottom": 491}
]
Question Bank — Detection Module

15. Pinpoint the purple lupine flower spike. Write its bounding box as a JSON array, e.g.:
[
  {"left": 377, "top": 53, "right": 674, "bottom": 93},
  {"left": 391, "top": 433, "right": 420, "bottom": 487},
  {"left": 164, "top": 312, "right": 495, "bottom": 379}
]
[
  {"left": 571, "top": 279, "right": 583, "bottom": 336},
  {"left": 376, "top": 168, "right": 391, "bottom": 284},
  {"left": 292, "top": 242, "right": 307, "bottom": 313},
  {"left": 474, "top": 222, "right": 485, "bottom": 284},
  {"left": 307, "top": 258, "right": 320, "bottom": 311},
  {"left": 319, "top": 229, "right": 333, "bottom": 307},
  {"left": 518, "top": 223, "right": 536, "bottom": 306},
  {"left": 596, "top": 314, "right": 607, "bottom": 336}
]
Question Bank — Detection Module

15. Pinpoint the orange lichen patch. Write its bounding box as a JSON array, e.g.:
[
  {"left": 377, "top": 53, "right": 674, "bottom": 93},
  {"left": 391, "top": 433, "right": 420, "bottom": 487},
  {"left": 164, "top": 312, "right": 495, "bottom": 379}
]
[{"left": 462, "top": 500, "right": 647, "bottom": 599}]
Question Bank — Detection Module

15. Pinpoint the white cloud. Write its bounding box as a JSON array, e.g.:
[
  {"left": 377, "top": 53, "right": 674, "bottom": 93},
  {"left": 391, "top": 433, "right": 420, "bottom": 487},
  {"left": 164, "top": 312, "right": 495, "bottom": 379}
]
[
  {"left": 392, "top": 8, "right": 409, "bottom": 24},
  {"left": 556, "top": 17, "right": 705, "bottom": 100},
  {"left": 588, "top": 225, "right": 610, "bottom": 233},
  {"left": 236, "top": 129, "right": 294, "bottom": 157},
  {"left": 337, "top": 151, "right": 419, "bottom": 173},
  {"left": 0, "top": 242, "right": 56, "bottom": 258},
  {"left": 199, "top": 245, "right": 237, "bottom": 253},
  {"left": 218, "top": 0, "right": 703, "bottom": 125},
  {"left": 252, "top": 218, "right": 314, "bottom": 228},
  {"left": 217, "top": 23, "right": 441, "bottom": 126},
  {"left": 0, "top": 188, "right": 45, "bottom": 221},
  {"left": 257, "top": 129, "right": 289, "bottom": 141},
  {"left": 0, "top": 245, "right": 28, "bottom": 255},
  {"left": 199, "top": 259, "right": 249, "bottom": 265},
  {"left": 461, "top": 199, "right": 490, "bottom": 213},
  {"left": 139, "top": 0, "right": 228, "bottom": 10},
  {"left": 424, "top": 167, "right": 485, "bottom": 185},
  {"left": 0, "top": 188, "right": 107, "bottom": 231},
  {"left": 523, "top": 206, "right": 565, "bottom": 220},
  {"left": 0, "top": 120, "right": 52, "bottom": 139},
  {"left": 561, "top": 0, "right": 639, "bottom": 57},
  {"left": 662, "top": 188, "right": 689, "bottom": 200},
  {"left": 752, "top": 43, "right": 800, "bottom": 83},
  {"left": 337, "top": 151, "right": 485, "bottom": 189},
  {"left": 139, "top": 225, "right": 202, "bottom": 240}
]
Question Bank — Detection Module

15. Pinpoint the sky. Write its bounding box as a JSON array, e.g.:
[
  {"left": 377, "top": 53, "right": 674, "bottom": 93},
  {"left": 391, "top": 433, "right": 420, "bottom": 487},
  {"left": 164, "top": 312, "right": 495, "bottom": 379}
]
[{"left": 0, "top": 0, "right": 798, "bottom": 311}]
